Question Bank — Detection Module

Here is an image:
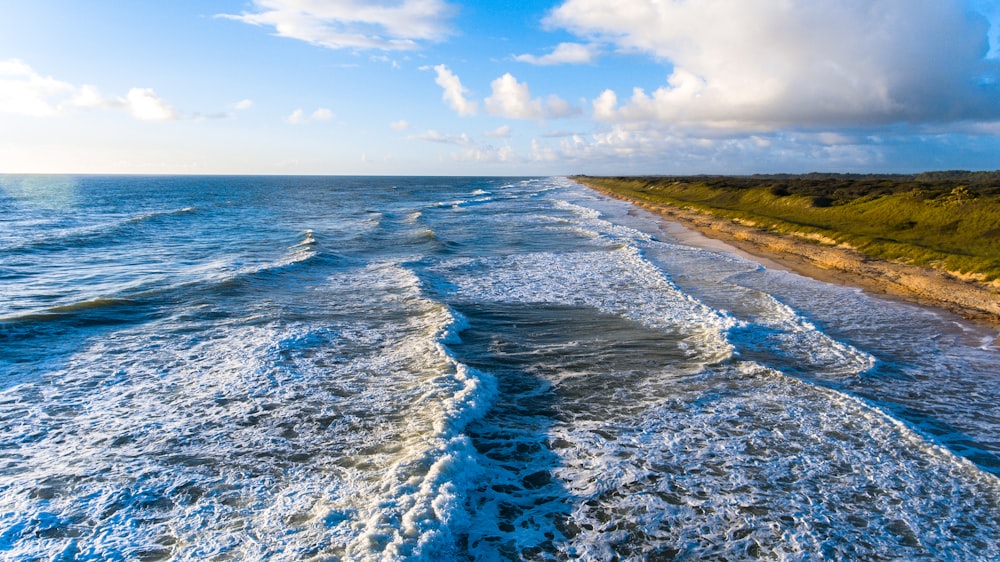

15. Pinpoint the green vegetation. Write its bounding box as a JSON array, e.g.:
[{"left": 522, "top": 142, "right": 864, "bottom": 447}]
[{"left": 573, "top": 172, "right": 1000, "bottom": 281}]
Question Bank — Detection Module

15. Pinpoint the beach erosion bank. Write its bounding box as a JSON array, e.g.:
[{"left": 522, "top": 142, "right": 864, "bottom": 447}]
[{"left": 574, "top": 178, "right": 1000, "bottom": 330}]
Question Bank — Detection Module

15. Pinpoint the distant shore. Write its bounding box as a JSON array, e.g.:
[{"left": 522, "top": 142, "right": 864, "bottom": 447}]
[{"left": 575, "top": 178, "right": 1000, "bottom": 329}]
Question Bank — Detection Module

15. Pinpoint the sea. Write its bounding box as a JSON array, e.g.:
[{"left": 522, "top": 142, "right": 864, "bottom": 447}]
[{"left": 1, "top": 175, "right": 998, "bottom": 561}]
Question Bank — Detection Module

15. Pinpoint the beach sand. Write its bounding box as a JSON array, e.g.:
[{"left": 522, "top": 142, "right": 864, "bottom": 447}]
[{"left": 580, "top": 180, "right": 1000, "bottom": 330}]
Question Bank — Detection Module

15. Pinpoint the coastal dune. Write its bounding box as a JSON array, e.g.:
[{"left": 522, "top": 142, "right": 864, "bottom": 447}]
[{"left": 575, "top": 177, "right": 1000, "bottom": 327}]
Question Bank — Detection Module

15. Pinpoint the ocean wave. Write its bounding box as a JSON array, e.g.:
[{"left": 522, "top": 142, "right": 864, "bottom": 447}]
[
  {"left": 546, "top": 360, "right": 1000, "bottom": 560},
  {"left": 312, "top": 263, "right": 500, "bottom": 559},
  {"left": 1, "top": 228, "right": 330, "bottom": 331},
  {"left": 550, "top": 184, "right": 876, "bottom": 390},
  {"left": 0, "top": 259, "right": 500, "bottom": 561},
  {"left": 429, "top": 245, "right": 736, "bottom": 363},
  {"left": 724, "top": 289, "right": 877, "bottom": 381},
  {"left": 0, "top": 297, "right": 153, "bottom": 335},
  {"left": 2, "top": 206, "right": 198, "bottom": 255},
  {"left": 289, "top": 228, "right": 316, "bottom": 250},
  {"left": 4, "top": 175, "right": 998, "bottom": 559}
]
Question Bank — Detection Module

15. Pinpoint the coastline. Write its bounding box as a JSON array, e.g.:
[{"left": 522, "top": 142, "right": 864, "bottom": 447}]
[{"left": 577, "top": 179, "right": 1000, "bottom": 330}]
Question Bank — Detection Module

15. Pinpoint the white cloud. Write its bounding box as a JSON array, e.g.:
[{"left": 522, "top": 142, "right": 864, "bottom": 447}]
[
  {"left": 412, "top": 129, "right": 473, "bottom": 145},
  {"left": 451, "top": 144, "right": 517, "bottom": 163},
  {"left": 409, "top": 127, "right": 518, "bottom": 163},
  {"left": 514, "top": 42, "right": 598, "bottom": 65},
  {"left": 541, "top": 129, "right": 577, "bottom": 138},
  {"left": 219, "top": 0, "right": 455, "bottom": 51},
  {"left": 72, "top": 85, "right": 115, "bottom": 109},
  {"left": 485, "top": 125, "right": 511, "bottom": 138},
  {"left": 0, "top": 59, "right": 177, "bottom": 121},
  {"left": 286, "top": 107, "right": 334, "bottom": 123},
  {"left": 484, "top": 73, "right": 579, "bottom": 120},
  {"left": 485, "top": 73, "right": 542, "bottom": 119},
  {"left": 0, "top": 59, "right": 76, "bottom": 116},
  {"left": 433, "top": 64, "right": 477, "bottom": 116},
  {"left": 525, "top": 124, "right": 897, "bottom": 174},
  {"left": 390, "top": 119, "right": 409, "bottom": 130},
  {"left": 234, "top": 99, "right": 254, "bottom": 110},
  {"left": 544, "top": 94, "right": 581, "bottom": 118},
  {"left": 311, "top": 107, "right": 334, "bottom": 120},
  {"left": 591, "top": 89, "right": 618, "bottom": 121},
  {"left": 126, "top": 88, "right": 176, "bottom": 121},
  {"left": 548, "top": 0, "right": 1000, "bottom": 131}
]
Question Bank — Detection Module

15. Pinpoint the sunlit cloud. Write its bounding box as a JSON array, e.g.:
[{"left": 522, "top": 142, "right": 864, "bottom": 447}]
[
  {"left": 514, "top": 42, "right": 598, "bottom": 65},
  {"left": 0, "top": 59, "right": 77, "bottom": 117},
  {"left": 485, "top": 125, "right": 512, "bottom": 138},
  {"left": 450, "top": 144, "right": 517, "bottom": 163},
  {"left": 484, "top": 73, "right": 579, "bottom": 120},
  {"left": 0, "top": 59, "right": 177, "bottom": 121},
  {"left": 411, "top": 129, "right": 473, "bottom": 145},
  {"left": 219, "top": 0, "right": 456, "bottom": 51},
  {"left": 72, "top": 85, "right": 116, "bottom": 110},
  {"left": 433, "top": 64, "right": 478, "bottom": 116},
  {"left": 234, "top": 99, "right": 254, "bottom": 110},
  {"left": 548, "top": 0, "right": 1000, "bottom": 132},
  {"left": 311, "top": 107, "right": 334, "bottom": 120},
  {"left": 286, "top": 107, "right": 334, "bottom": 123},
  {"left": 523, "top": 124, "right": 905, "bottom": 174},
  {"left": 126, "top": 88, "right": 176, "bottom": 121},
  {"left": 544, "top": 94, "right": 581, "bottom": 118},
  {"left": 390, "top": 119, "right": 409, "bottom": 130}
]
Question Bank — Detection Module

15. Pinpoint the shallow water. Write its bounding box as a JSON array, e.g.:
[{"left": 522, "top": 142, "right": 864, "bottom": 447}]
[{"left": 1, "top": 175, "right": 998, "bottom": 560}]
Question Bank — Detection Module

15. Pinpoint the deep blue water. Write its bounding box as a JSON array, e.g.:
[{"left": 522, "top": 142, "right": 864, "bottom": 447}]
[{"left": 1, "top": 175, "right": 998, "bottom": 560}]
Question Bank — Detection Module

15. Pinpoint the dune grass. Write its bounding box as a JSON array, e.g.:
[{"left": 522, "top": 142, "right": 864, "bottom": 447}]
[{"left": 573, "top": 173, "right": 1000, "bottom": 282}]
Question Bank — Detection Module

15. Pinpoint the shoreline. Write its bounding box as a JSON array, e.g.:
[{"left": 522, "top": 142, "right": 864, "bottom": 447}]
[{"left": 577, "top": 180, "right": 1000, "bottom": 330}]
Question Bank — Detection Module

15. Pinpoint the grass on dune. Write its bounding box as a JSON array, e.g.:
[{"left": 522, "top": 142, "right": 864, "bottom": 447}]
[{"left": 574, "top": 173, "right": 1000, "bottom": 282}]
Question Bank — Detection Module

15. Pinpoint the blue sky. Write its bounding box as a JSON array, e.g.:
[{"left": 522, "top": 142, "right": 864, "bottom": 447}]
[{"left": 1, "top": 0, "right": 999, "bottom": 175}]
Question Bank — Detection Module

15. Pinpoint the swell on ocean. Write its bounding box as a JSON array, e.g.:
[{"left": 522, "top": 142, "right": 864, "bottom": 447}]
[{"left": 1, "top": 175, "right": 998, "bottom": 560}]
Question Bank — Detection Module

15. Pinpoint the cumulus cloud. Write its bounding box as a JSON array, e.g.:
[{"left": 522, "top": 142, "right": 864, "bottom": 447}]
[
  {"left": 219, "top": 0, "right": 455, "bottom": 51},
  {"left": 485, "top": 73, "right": 543, "bottom": 119},
  {"left": 433, "top": 64, "right": 478, "bottom": 116},
  {"left": 311, "top": 107, "right": 334, "bottom": 120},
  {"left": 126, "top": 88, "right": 176, "bottom": 121},
  {"left": 485, "top": 124, "right": 512, "bottom": 138},
  {"left": 71, "top": 85, "right": 113, "bottom": 110},
  {"left": 390, "top": 119, "right": 409, "bottom": 130},
  {"left": 484, "top": 73, "right": 579, "bottom": 119},
  {"left": 234, "top": 99, "right": 254, "bottom": 110},
  {"left": 409, "top": 126, "right": 517, "bottom": 163},
  {"left": 412, "top": 129, "right": 473, "bottom": 145},
  {"left": 0, "top": 59, "right": 77, "bottom": 116},
  {"left": 547, "top": 0, "right": 1000, "bottom": 131},
  {"left": 451, "top": 144, "right": 517, "bottom": 163},
  {"left": 514, "top": 42, "right": 598, "bottom": 65},
  {"left": 528, "top": 125, "right": 890, "bottom": 173},
  {"left": 544, "top": 94, "right": 581, "bottom": 118},
  {"left": 0, "top": 59, "right": 176, "bottom": 121},
  {"left": 286, "top": 107, "right": 334, "bottom": 123}
]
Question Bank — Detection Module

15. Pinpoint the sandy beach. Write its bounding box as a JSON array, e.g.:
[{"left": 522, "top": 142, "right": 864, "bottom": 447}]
[{"left": 579, "top": 180, "right": 1000, "bottom": 329}]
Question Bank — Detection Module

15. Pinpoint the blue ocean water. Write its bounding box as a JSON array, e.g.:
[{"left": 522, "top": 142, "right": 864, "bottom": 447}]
[{"left": 0, "top": 175, "right": 998, "bottom": 560}]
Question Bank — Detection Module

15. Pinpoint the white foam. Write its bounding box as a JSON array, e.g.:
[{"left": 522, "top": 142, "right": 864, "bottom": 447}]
[
  {"left": 5, "top": 176, "right": 998, "bottom": 559},
  {"left": 432, "top": 245, "right": 736, "bottom": 362},
  {"left": 551, "top": 184, "right": 876, "bottom": 380},
  {"left": 0, "top": 259, "right": 499, "bottom": 561},
  {"left": 545, "top": 360, "right": 1000, "bottom": 560}
]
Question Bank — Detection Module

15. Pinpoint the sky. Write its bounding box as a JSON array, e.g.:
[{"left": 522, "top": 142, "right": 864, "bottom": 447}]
[{"left": 1, "top": 0, "right": 999, "bottom": 176}]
